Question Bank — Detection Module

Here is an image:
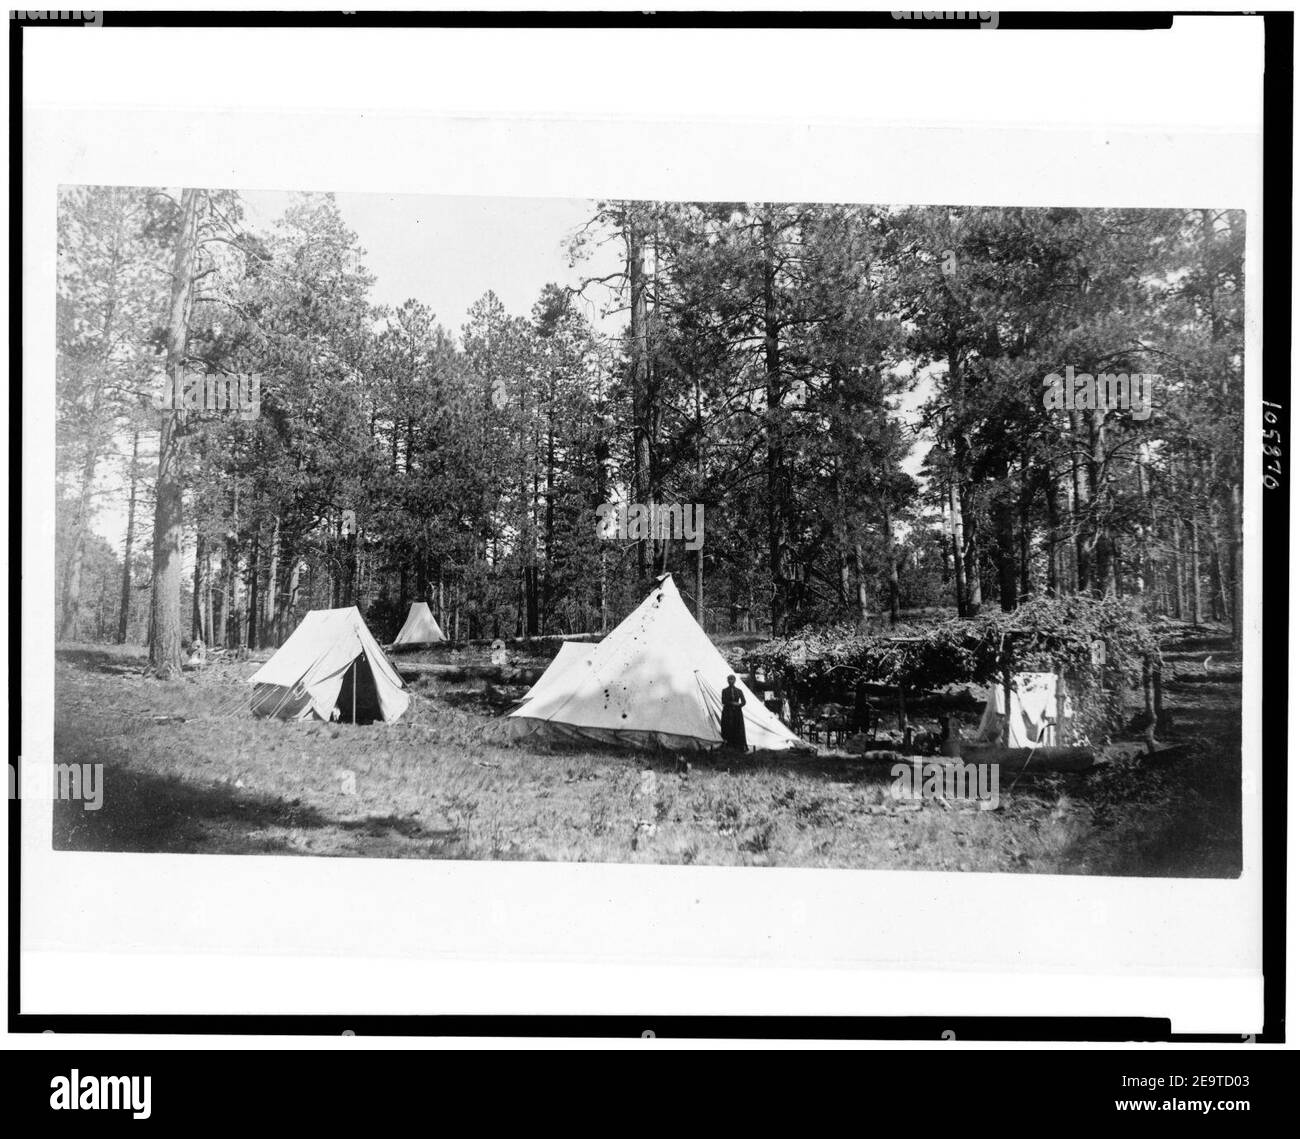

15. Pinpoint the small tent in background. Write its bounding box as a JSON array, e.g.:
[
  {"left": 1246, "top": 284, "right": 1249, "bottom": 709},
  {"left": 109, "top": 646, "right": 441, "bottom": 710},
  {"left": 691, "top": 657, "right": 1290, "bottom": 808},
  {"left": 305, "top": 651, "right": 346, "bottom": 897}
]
[
  {"left": 249, "top": 607, "right": 410, "bottom": 723},
  {"left": 507, "top": 574, "right": 802, "bottom": 751},
  {"left": 392, "top": 601, "right": 446, "bottom": 647},
  {"left": 975, "top": 672, "right": 1061, "bottom": 748}
]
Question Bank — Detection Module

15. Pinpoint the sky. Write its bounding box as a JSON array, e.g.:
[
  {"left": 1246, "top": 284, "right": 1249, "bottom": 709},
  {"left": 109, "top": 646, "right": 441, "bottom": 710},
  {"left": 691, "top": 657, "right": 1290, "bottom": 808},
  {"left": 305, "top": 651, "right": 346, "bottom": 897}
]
[{"left": 241, "top": 189, "right": 623, "bottom": 334}]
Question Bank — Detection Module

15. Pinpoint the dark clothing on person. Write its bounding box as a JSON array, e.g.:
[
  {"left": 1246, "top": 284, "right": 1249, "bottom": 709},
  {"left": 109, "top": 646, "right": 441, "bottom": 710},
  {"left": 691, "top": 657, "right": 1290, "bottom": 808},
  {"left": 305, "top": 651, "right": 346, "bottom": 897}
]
[{"left": 720, "top": 683, "right": 748, "bottom": 751}]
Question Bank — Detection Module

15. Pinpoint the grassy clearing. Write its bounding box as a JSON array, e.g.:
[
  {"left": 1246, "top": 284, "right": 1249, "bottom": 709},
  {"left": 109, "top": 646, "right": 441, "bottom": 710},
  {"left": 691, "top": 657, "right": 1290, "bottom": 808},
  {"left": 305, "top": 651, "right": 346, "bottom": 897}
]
[{"left": 50, "top": 643, "right": 1241, "bottom": 876}]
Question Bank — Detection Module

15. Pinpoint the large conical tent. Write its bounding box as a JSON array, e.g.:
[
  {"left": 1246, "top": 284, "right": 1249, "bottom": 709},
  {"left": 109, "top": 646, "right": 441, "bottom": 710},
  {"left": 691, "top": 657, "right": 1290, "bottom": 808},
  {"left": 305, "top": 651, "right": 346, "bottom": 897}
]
[
  {"left": 507, "top": 575, "right": 802, "bottom": 751},
  {"left": 248, "top": 607, "right": 410, "bottom": 723},
  {"left": 393, "top": 601, "right": 446, "bottom": 646}
]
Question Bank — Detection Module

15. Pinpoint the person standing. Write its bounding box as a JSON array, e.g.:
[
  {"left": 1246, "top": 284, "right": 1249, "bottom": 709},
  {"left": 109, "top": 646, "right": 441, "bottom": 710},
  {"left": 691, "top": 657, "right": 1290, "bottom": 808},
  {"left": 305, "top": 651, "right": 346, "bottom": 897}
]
[{"left": 720, "top": 674, "right": 748, "bottom": 752}]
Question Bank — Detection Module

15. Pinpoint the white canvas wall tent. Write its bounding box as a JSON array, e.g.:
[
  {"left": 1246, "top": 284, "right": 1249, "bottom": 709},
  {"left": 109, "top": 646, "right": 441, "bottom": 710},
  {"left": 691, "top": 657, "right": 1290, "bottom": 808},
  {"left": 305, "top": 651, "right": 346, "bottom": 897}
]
[
  {"left": 975, "top": 671, "right": 1063, "bottom": 748},
  {"left": 248, "top": 607, "right": 410, "bottom": 723},
  {"left": 392, "top": 601, "right": 447, "bottom": 647},
  {"left": 507, "top": 575, "right": 803, "bottom": 752}
]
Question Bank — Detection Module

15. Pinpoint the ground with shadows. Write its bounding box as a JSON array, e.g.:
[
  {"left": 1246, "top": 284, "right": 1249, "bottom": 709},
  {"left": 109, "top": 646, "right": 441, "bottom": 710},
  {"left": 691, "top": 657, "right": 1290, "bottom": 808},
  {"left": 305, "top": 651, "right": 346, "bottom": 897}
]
[{"left": 49, "top": 634, "right": 1242, "bottom": 875}]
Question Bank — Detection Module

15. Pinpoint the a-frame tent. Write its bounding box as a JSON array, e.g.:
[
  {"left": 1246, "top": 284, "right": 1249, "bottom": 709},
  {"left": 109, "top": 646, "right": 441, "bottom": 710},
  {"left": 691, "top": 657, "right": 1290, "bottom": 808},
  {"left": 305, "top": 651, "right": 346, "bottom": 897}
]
[
  {"left": 507, "top": 575, "right": 802, "bottom": 751},
  {"left": 392, "top": 601, "right": 447, "bottom": 646},
  {"left": 249, "top": 607, "right": 410, "bottom": 723}
]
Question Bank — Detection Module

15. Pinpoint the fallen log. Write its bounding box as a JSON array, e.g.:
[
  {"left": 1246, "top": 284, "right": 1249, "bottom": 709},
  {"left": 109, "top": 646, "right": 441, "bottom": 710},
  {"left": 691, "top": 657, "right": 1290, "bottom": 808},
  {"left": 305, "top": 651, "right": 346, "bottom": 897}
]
[
  {"left": 461, "top": 632, "right": 603, "bottom": 649},
  {"left": 395, "top": 662, "right": 546, "bottom": 685},
  {"left": 388, "top": 640, "right": 456, "bottom": 654}
]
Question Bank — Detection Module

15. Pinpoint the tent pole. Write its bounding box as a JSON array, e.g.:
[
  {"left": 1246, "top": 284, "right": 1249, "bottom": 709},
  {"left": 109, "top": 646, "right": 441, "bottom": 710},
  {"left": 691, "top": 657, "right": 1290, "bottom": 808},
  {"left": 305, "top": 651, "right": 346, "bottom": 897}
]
[
  {"left": 352, "top": 660, "right": 357, "bottom": 725},
  {"left": 1002, "top": 664, "right": 1012, "bottom": 748}
]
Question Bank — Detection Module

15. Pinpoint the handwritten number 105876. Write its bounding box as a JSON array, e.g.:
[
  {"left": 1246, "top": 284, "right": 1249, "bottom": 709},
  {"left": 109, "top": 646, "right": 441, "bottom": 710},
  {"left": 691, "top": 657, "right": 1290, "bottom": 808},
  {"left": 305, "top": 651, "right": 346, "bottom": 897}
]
[{"left": 1263, "top": 401, "right": 1283, "bottom": 490}]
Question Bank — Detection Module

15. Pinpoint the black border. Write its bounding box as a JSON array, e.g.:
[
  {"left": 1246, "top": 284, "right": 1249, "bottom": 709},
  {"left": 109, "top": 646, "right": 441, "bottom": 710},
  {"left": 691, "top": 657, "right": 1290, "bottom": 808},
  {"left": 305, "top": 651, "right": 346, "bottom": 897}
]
[
  {"left": 9, "top": 8, "right": 1288, "bottom": 1044},
  {"left": 1259, "top": 3, "right": 1290, "bottom": 1048},
  {"left": 13, "top": 10, "right": 1175, "bottom": 29}
]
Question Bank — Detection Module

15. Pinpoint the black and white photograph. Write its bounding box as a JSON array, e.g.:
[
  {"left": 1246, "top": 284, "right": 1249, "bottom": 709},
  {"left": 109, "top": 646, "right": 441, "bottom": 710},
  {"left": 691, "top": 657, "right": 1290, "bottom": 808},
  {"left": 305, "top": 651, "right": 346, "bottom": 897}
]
[
  {"left": 13, "top": 6, "right": 1283, "bottom": 1067},
  {"left": 51, "top": 188, "right": 1246, "bottom": 877}
]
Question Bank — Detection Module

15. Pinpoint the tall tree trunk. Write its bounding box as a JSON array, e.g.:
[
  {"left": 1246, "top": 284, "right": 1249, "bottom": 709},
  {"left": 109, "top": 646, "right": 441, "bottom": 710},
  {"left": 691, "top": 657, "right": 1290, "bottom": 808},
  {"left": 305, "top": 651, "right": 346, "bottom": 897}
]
[
  {"left": 598, "top": 546, "right": 608, "bottom": 633},
  {"left": 833, "top": 458, "right": 852, "bottom": 608},
  {"left": 1018, "top": 483, "right": 1031, "bottom": 602},
  {"left": 202, "top": 548, "right": 214, "bottom": 647},
  {"left": 349, "top": 524, "right": 362, "bottom": 609},
  {"left": 993, "top": 482, "right": 1018, "bottom": 611},
  {"left": 828, "top": 364, "right": 853, "bottom": 612},
  {"left": 235, "top": 553, "right": 248, "bottom": 656},
  {"left": 853, "top": 542, "right": 871, "bottom": 626},
  {"left": 1173, "top": 517, "right": 1187, "bottom": 619},
  {"left": 221, "top": 538, "right": 236, "bottom": 650},
  {"left": 543, "top": 411, "right": 556, "bottom": 629},
  {"left": 694, "top": 373, "right": 706, "bottom": 623},
  {"left": 1201, "top": 538, "right": 1222, "bottom": 618},
  {"left": 628, "top": 214, "right": 651, "bottom": 580},
  {"left": 1189, "top": 513, "right": 1202, "bottom": 625},
  {"left": 1088, "top": 408, "right": 1112, "bottom": 596},
  {"left": 277, "top": 554, "right": 301, "bottom": 642},
  {"left": 116, "top": 430, "right": 141, "bottom": 643},
  {"left": 527, "top": 414, "right": 541, "bottom": 638},
  {"left": 525, "top": 566, "right": 540, "bottom": 637},
  {"left": 959, "top": 486, "right": 982, "bottom": 615},
  {"left": 883, "top": 498, "right": 900, "bottom": 624},
  {"left": 214, "top": 556, "right": 225, "bottom": 649},
  {"left": 1044, "top": 468, "right": 1061, "bottom": 596},
  {"left": 148, "top": 187, "right": 199, "bottom": 679},
  {"left": 947, "top": 478, "right": 967, "bottom": 617},
  {"left": 191, "top": 533, "right": 206, "bottom": 642},
  {"left": 1206, "top": 506, "right": 1226, "bottom": 622},
  {"left": 263, "top": 514, "right": 280, "bottom": 647},
  {"left": 1069, "top": 409, "right": 1092, "bottom": 593},
  {"left": 58, "top": 437, "right": 101, "bottom": 642},
  {"left": 1135, "top": 446, "right": 1154, "bottom": 603},
  {"left": 247, "top": 522, "right": 261, "bottom": 650},
  {"left": 762, "top": 208, "right": 787, "bottom": 634},
  {"left": 946, "top": 341, "right": 980, "bottom": 615},
  {"left": 330, "top": 527, "right": 341, "bottom": 609}
]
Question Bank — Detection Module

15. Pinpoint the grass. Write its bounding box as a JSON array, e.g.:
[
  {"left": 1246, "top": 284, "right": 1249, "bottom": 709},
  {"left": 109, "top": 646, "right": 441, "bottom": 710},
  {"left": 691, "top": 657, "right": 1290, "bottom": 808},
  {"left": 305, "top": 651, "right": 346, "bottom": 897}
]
[{"left": 49, "top": 640, "right": 1242, "bottom": 876}]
